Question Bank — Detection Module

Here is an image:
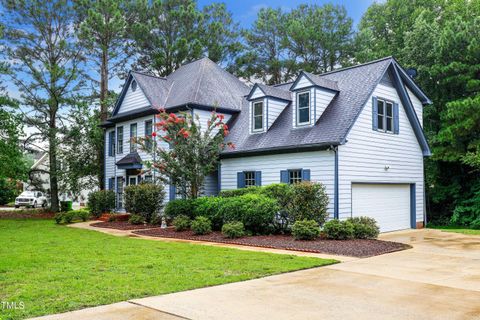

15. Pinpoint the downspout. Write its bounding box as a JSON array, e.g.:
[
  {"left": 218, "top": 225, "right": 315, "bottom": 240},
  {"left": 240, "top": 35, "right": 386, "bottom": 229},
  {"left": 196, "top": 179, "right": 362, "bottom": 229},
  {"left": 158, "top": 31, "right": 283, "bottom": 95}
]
[
  {"left": 153, "top": 114, "right": 156, "bottom": 182},
  {"left": 333, "top": 145, "right": 339, "bottom": 219}
]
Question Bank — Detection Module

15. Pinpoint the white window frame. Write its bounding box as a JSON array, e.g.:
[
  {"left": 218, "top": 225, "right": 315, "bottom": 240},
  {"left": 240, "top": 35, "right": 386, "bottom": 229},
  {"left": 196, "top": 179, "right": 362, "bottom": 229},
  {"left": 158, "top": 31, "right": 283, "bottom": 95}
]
[
  {"left": 244, "top": 171, "right": 256, "bottom": 187},
  {"left": 116, "top": 126, "right": 123, "bottom": 154},
  {"left": 377, "top": 98, "right": 394, "bottom": 134},
  {"left": 296, "top": 90, "right": 311, "bottom": 126},
  {"left": 252, "top": 101, "right": 264, "bottom": 132},
  {"left": 130, "top": 123, "right": 137, "bottom": 152}
]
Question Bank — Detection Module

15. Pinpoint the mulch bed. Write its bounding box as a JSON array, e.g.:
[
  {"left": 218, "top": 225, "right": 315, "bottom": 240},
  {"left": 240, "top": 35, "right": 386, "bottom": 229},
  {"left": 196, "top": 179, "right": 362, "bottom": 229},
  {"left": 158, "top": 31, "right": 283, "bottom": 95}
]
[
  {"left": 133, "top": 228, "right": 411, "bottom": 258},
  {"left": 0, "top": 209, "right": 55, "bottom": 219},
  {"left": 90, "top": 221, "right": 161, "bottom": 231}
]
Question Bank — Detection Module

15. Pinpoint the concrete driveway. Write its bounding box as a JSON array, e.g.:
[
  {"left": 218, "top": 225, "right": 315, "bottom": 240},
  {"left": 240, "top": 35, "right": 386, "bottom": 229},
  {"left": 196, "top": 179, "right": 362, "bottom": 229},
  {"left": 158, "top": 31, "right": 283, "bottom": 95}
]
[
  {"left": 33, "top": 229, "right": 480, "bottom": 320},
  {"left": 131, "top": 229, "right": 480, "bottom": 320}
]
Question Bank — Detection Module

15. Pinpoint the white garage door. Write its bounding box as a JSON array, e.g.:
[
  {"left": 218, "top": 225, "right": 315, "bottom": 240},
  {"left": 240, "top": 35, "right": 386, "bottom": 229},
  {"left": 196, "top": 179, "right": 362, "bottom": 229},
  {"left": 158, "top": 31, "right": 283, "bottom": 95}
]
[{"left": 352, "top": 184, "right": 411, "bottom": 233}]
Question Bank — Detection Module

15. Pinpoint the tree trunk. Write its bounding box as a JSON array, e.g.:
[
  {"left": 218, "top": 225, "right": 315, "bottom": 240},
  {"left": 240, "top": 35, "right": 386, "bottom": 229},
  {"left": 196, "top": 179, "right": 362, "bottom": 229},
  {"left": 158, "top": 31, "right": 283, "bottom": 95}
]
[
  {"left": 98, "top": 49, "right": 109, "bottom": 190},
  {"left": 49, "top": 117, "right": 59, "bottom": 212}
]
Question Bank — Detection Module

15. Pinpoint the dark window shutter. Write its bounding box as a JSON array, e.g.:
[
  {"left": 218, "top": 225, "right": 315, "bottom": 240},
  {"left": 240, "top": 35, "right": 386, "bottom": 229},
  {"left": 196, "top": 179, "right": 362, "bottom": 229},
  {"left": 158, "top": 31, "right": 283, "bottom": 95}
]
[
  {"left": 237, "top": 172, "right": 245, "bottom": 188},
  {"left": 393, "top": 102, "right": 399, "bottom": 134},
  {"left": 302, "top": 169, "right": 311, "bottom": 181},
  {"left": 169, "top": 183, "right": 176, "bottom": 201},
  {"left": 255, "top": 171, "right": 262, "bottom": 186},
  {"left": 280, "top": 170, "right": 288, "bottom": 183},
  {"left": 108, "top": 178, "right": 114, "bottom": 190},
  {"left": 372, "top": 96, "right": 378, "bottom": 130}
]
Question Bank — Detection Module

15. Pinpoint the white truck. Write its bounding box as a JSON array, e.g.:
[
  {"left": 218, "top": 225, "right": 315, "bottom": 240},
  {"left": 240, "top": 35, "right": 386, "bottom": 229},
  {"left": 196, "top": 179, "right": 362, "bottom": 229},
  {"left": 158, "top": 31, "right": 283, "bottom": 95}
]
[{"left": 15, "top": 191, "right": 48, "bottom": 208}]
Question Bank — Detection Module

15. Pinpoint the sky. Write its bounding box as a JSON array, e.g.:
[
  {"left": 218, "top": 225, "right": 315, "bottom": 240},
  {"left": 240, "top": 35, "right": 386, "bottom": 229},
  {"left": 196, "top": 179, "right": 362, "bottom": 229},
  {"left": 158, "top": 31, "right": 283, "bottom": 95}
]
[{"left": 197, "top": 0, "right": 378, "bottom": 29}]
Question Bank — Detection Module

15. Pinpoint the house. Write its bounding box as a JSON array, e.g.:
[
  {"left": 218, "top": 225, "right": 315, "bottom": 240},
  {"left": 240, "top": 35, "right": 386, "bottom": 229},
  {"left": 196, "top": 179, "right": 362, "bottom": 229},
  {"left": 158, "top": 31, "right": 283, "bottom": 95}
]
[
  {"left": 102, "top": 56, "right": 431, "bottom": 232},
  {"left": 25, "top": 152, "right": 95, "bottom": 206}
]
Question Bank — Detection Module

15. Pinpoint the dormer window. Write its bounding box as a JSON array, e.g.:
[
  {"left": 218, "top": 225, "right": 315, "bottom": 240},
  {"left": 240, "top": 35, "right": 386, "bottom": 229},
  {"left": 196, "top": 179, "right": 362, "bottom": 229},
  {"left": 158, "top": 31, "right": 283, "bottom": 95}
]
[
  {"left": 297, "top": 91, "right": 310, "bottom": 125},
  {"left": 252, "top": 101, "right": 264, "bottom": 132}
]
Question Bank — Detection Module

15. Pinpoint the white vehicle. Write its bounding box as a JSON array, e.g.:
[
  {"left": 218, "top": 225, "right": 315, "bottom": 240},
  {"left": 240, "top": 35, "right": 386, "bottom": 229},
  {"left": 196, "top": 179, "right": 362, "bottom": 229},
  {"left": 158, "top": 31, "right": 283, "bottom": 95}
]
[{"left": 15, "top": 191, "right": 48, "bottom": 208}]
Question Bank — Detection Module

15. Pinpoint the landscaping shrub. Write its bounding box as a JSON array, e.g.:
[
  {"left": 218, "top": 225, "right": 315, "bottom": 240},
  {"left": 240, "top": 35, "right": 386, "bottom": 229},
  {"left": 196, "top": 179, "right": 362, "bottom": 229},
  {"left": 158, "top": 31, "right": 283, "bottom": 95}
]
[
  {"left": 164, "top": 199, "right": 196, "bottom": 220},
  {"left": 219, "top": 187, "right": 261, "bottom": 198},
  {"left": 54, "top": 212, "right": 63, "bottom": 224},
  {"left": 87, "top": 190, "right": 115, "bottom": 218},
  {"left": 261, "top": 183, "right": 293, "bottom": 233},
  {"left": 323, "top": 219, "right": 354, "bottom": 240},
  {"left": 347, "top": 216, "right": 380, "bottom": 239},
  {"left": 286, "top": 182, "right": 329, "bottom": 226},
  {"left": 219, "top": 194, "right": 279, "bottom": 234},
  {"left": 221, "top": 221, "right": 245, "bottom": 238},
  {"left": 291, "top": 220, "right": 320, "bottom": 240},
  {"left": 173, "top": 215, "right": 191, "bottom": 231},
  {"left": 60, "top": 201, "right": 73, "bottom": 212},
  {"left": 129, "top": 214, "right": 144, "bottom": 225},
  {"left": 124, "top": 183, "right": 165, "bottom": 223},
  {"left": 193, "top": 196, "right": 224, "bottom": 230},
  {"left": 63, "top": 211, "right": 75, "bottom": 224},
  {"left": 191, "top": 216, "right": 212, "bottom": 235}
]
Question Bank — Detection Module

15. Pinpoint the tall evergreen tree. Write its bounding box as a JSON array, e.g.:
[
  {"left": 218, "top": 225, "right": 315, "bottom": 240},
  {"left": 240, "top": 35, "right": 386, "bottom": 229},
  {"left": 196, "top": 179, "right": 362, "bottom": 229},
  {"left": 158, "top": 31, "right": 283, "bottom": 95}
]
[
  {"left": 130, "top": 0, "right": 240, "bottom": 76},
  {"left": 235, "top": 8, "right": 294, "bottom": 85},
  {"left": 284, "top": 4, "right": 354, "bottom": 73},
  {"left": 74, "top": 0, "right": 131, "bottom": 190},
  {"left": 2, "top": 0, "right": 85, "bottom": 212},
  {"left": 355, "top": 0, "right": 480, "bottom": 223}
]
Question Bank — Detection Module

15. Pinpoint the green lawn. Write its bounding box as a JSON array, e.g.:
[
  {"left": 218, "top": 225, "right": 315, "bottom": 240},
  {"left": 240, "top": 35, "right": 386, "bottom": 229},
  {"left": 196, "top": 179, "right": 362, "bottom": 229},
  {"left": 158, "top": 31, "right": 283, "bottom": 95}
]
[
  {"left": 430, "top": 225, "right": 480, "bottom": 235},
  {"left": 0, "top": 220, "right": 336, "bottom": 320}
]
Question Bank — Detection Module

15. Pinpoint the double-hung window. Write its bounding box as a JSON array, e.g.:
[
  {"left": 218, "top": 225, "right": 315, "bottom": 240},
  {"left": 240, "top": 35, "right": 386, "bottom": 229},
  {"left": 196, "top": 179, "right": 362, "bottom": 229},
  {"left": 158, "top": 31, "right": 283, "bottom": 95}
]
[
  {"left": 252, "top": 101, "right": 263, "bottom": 132},
  {"left": 130, "top": 123, "right": 137, "bottom": 152},
  {"left": 145, "top": 120, "right": 153, "bottom": 151},
  {"left": 377, "top": 99, "right": 394, "bottom": 133},
  {"left": 116, "top": 126, "right": 123, "bottom": 154},
  {"left": 237, "top": 171, "right": 261, "bottom": 188},
  {"left": 297, "top": 91, "right": 310, "bottom": 125},
  {"left": 108, "top": 131, "right": 115, "bottom": 156},
  {"left": 280, "top": 169, "right": 310, "bottom": 184}
]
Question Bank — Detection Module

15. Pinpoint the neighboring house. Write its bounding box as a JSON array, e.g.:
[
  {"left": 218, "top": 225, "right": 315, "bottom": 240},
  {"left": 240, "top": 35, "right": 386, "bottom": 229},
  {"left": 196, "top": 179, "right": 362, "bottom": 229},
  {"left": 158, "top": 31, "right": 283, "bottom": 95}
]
[
  {"left": 103, "top": 56, "right": 431, "bottom": 232},
  {"left": 25, "top": 153, "right": 94, "bottom": 206}
]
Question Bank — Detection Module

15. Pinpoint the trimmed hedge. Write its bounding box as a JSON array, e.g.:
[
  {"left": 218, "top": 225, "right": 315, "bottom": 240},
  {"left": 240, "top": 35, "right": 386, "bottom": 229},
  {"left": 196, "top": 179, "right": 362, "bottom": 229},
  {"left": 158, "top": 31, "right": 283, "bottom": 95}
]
[
  {"left": 54, "top": 209, "right": 90, "bottom": 224},
  {"left": 347, "top": 216, "right": 380, "bottom": 239},
  {"left": 323, "top": 220, "right": 354, "bottom": 240},
  {"left": 164, "top": 199, "right": 196, "bottom": 220},
  {"left": 124, "top": 183, "right": 165, "bottom": 223},
  {"left": 222, "top": 221, "right": 245, "bottom": 238},
  {"left": 291, "top": 219, "right": 320, "bottom": 240},
  {"left": 173, "top": 215, "right": 191, "bottom": 231},
  {"left": 87, "top": 190, "right": 115, "bottom": 218},
  {"left": 287, "top": 182, "right": 329, "bottom": 226},
  {"left": 191, "top": 216, "right": 212, "bottom": 235},
  {"left": 129, "top": 214, "right": 144, "bottom": 225}
]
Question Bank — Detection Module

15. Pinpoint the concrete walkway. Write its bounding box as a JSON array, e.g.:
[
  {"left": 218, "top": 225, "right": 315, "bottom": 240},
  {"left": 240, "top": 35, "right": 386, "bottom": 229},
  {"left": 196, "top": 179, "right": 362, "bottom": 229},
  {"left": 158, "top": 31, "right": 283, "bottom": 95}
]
[{"left": 34, "top": 228, "right": 480, "bottom": 320}]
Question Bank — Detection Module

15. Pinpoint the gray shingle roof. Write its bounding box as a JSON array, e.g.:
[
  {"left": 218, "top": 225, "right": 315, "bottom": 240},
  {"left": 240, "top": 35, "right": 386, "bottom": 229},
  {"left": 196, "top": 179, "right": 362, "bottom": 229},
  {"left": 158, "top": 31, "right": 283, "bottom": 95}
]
[
  {"left": 116, "top": 152, "right": 142, "bottom": 165},
  {"left": 112, "top": 58, "right": 250, "bottom": 119},
  {"left": 223, "top": 57, "right": 394, "bottom": 156}
]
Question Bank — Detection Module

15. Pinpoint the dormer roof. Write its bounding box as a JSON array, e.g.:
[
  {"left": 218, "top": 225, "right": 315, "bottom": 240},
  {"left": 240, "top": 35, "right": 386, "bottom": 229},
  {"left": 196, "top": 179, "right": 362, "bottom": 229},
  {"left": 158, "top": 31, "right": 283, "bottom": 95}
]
[
  {"left": 246, "top": 83, "right": 292, "bottom": 102},
  {"left": 290, "top": 70, "right": 340, "bottom": 92}
]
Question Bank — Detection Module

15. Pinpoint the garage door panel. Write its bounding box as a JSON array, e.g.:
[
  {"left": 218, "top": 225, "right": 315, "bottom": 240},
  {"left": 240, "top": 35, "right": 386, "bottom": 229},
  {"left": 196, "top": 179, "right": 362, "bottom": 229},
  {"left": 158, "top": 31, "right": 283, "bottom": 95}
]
[{"left": 352, "top": 184, "right": 410, "bottom": 233}]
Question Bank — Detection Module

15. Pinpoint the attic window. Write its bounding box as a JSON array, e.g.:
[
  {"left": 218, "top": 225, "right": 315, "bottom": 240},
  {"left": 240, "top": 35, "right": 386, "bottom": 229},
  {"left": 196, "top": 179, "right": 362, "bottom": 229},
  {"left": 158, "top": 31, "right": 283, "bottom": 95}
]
[
  {"left": 297, "top": 91, "right": 310, "bottom": 125},
  {"left": 131, "top": 80, "right": 137, "bottom": 92},
  {"left": 252, "top": 101, "right": 264, "bottom": 132}
]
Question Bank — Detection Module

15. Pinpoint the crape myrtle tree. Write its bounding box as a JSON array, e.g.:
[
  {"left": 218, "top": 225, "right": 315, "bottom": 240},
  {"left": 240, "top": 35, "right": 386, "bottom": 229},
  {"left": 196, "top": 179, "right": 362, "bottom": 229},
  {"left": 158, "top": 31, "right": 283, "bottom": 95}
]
[
  {"left": 2, "top": 0, "right": 85, "bottom": 212},
  {"left": 139, "top": 109, "right": 234, "bottom": 199}
]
